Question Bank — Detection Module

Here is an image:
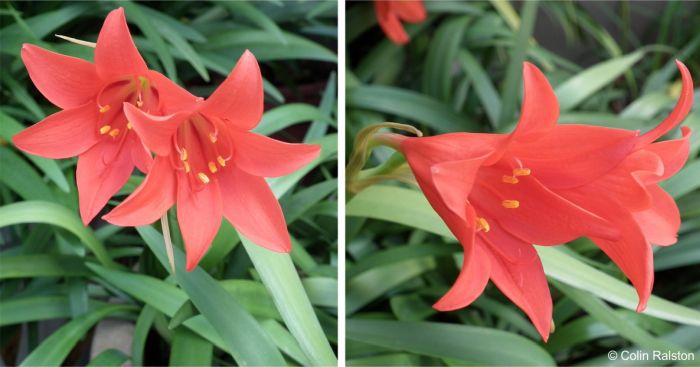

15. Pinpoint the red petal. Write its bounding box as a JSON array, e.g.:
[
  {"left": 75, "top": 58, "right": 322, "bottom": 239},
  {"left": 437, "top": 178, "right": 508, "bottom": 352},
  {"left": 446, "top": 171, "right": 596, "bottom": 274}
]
[
  {"left": 230, "top": 130, "right": 320, "bottom": 177},
  {"left": 123, "top": 102, "right": 189, "bottom": 156},
  {"left": 146, "top": 70, "right": 200, "bottom": 114},
  {"left": 401, "top": 133, "right": 507, "bottom": 170},
  {"left": 471, "top": 169, "right": 618, "bottom": 245},
  {"left": 434, "top": 245, "right": 491, "bottom": 311},
  {"left": 392, "top": 0, "right": 426, "bottom": 23},
  {"left": 176, "top": 176, "right": 223, "bottom": 271},
  {"left": 13, "top": 103, "right": 99, "bottom": 159},
  {"left": 633, "top": 185, "right": 680, "bottom": 246},
  {"left": 511, "top": 62, "right": 559, "bottom": 141},
  {"left": 636, "top": 60, "right": 694, "bottom": 146},
  {"left": 558, "top": 186, "right": 654, "bottom": 311},
  {"left": 219, "top": 166, "right": 291, "bottom": 252},
  {"left": 95, "top": 8, "right": 148, "bottom": 80},
  {"left": 642, "top": 126, "right": 692, "bottom": 183},
  {"left": 199, "top": 50, "right": 263, "bottom": 130},
  {"left": 430, "top": 156, "right": 489, "bottom": 219},
  {"left": 21, "top": 44, "right": 100, "bottom": 110},
  {"left": 511, "top": 124, "right": 638, "bottom": 189},
  {"left": 103, "top": 156, "right": 176, "bottom": 226},
  {"left": 480, "top": 220, "right": 539, "bottom": 264},
  {"left": 487, "top": 240, "right": 552, "bottom": 341},
  {"left": 131, "top": 134, "right": 154, "bottom": 173},
  {"left": 76, "top": 138, "right": 135, "bottom": 224}
]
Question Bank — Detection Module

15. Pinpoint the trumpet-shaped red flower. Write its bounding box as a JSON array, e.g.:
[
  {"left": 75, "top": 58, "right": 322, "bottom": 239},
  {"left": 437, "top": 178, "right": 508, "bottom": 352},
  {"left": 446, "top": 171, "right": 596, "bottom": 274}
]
[
  {"left": 374, "top": 0, "right": 426, "bottom": 45},
  {"left": 387, "top": 61, "right": 693, "bottom": 340},
  {"left": 13, "top": 8, "right": 197, "bottom": 225},
  {"left": 103, "top": 51, "right": 321, "bottom": 271}
]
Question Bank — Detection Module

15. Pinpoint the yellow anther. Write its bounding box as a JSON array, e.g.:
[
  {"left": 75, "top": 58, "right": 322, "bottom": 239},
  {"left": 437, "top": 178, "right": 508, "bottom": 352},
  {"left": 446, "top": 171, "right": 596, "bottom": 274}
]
[
  {"left": 217, "top": 156, "right": 226, "bottom": 167},
  {"left": 180, "top": 148, "right": 188, "bottom": 161},
  {"left": 209, "top": 133, "right": 217, "bottom": 143},
  {"left": 99, "top": 105, "right": 111, "bottom": 113},
  {"left": 126, "top": 121, "right": 133, "bottom": 130},
  {"left": 208, "top": 162, "right": 218, "bottom": 173},
  {"left": 197, "top": 172, "right": 210, "bottom": 184},
  {"left": 136, "top": 100, "right": 144, "bottom": 107},
  {"left": 513, "top": 168, "right": 531, "bottom": 176},
  {"left": 108, "top": 129, "right": 120, "bottom": 137},
  {"left": 502, "top": 175, "right": 519, "bottom": 184},
  {"left": 183, "top": 161, "right": 191, "bottom": 173},
  {"left": 99, "top": 125, "right": 111, "bottom": 135},
  {"left": 476, "top": 217, "right": 490, "bottom": 232},
  {"left": 502, "top": 200, "right": 520, "bottom": 209}
]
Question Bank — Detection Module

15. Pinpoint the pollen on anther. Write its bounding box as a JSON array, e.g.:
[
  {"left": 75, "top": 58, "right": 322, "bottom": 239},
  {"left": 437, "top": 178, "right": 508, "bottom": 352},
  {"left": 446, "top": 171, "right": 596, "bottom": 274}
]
[
  {"left": 99, "top": 105, "right": 111, "bottom": 113},
  {"left": 513, "top": 168, "right": 531, "bottom": 176},
  {"left": 136, "top": 100, "right": 144, "bottom": 107},
  {"left": 476, "top": 217, "right": 490, "bottom": 232},
  {"left": 126, "top": 121, "right": 133, "bottom": 130},
  {"left": 99, "top": 125, "right": 111, "bottom": 135},
  {"left": 502, "top": 200, "right": 520, "bottom": 209},
  {"left": 108, "top": 129, "right": 120, "bottom": 137},
  {"left": 198, "top": 172, "right": 210, "bottom": 184},
  {"left": 183, "top": 161, "right": 191, "bottom": 173},
  {"left": 180, "top": 149, "right": 188, "bottom": 161},
  {"left": 209, "top": 133, "right": 217, "bottom": 143},
  {"left": 217, "top": 156, "right": 226, "bottom": 167},
  {"left": 208, "top": 162, "right": 218, "bottom": 173},
  {"left": 502, "top": 175, "right": 519, "bottom": 184}
]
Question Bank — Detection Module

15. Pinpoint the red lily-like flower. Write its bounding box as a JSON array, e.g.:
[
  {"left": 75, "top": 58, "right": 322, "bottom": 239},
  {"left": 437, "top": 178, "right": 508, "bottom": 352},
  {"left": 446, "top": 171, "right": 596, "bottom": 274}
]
[
  {"left": 103, "top": 51, "right": 321, "bottom": 271},
  {"left": 386, "top": 61, "right": 693, "bottom": 340},
  {"left": 13, "top": 8, "right": 197, "bottom": 225},
  {"left": 374, "top": 0, "right": 426, "bottom": 45}
]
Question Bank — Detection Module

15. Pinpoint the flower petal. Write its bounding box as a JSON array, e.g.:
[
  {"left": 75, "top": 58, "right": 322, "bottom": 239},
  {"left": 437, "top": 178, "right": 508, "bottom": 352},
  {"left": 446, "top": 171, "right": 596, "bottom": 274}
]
[
  {"left": 21, "top": 44, "right": 100, "bottom": 110},
  {"left": 199, "top": 50, "right": 263, "bottom": 130},
  {"left": 434, "top": 245, "right": 491, "bottom": 311},
  {"left": 487, "top": 240, "right": 552, "bottom": 341},
  {"left": 123, "top": 102, "right": 189, "bottom": 156},
  {"left": 511, "top": 62, "right": 559, "bottom": 141},
  {"left": 76, "top": 138, "right": 136, "bottom": 224},
  {"left": 636, "top": 60, "right": 694, "bottom": 146},
  {"left": 471, "top": 168, "right": 618, "bottom": 245},
  {"left": 633, "top": 185, "right": 680, "bottom": 246},
  {"left": 511, "top": 124, "right": 638, "bottom": 189},
  {"left": 558, "top": 186, "right": 654, "bottom": 311},
  {"left": 642, "top": 126, "right": 692, "bottom": 183},
  {"left": 13, "top": 103, "right": 99, "bottom": 159},
  {"left": 392, "top": 0, "right": 426, "bottom": 23},
  {"left": 219, "top": 166, "right": 291, "bottom": 252},
  {"left": 95, "top": 8, "right": 148, "bottom": 80},
  {"left": 146, "top": 70, "right": 201, "bottom": 114},
  {"left": 401, "top": 133, "right": 507, "bottom": 170},
  {"left": 103, "top": 156, "right": 176, "bottom": 226},
  {"left": 430, "top": 156, "right": 489, "bottom": 219},
  {"left": 176, "top": 175, "right": 223, "bottom": 271},
  {"left": 230, "top": 130, "right": 320, "bottom": 178}
]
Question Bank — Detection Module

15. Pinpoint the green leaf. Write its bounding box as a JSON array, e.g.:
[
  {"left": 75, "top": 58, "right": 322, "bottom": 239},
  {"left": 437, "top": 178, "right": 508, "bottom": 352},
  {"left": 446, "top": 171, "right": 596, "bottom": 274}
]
[
  {"left": 169, "top": 327, "right": 213, "bottom": 367},
  {"left": 0, "top": 255, "right": 89, "bottom": 279},
  {"left": 0, "top": 146, "right": 54, "bottom": 201},
  {"left": 346, "top": 186, "right": 700, "bottom": 327},
  {"left": 87, "top": 349, "right": 129, "bottom": 367},
  {"left": 459, "top": 50, "right": 503, "bottom": 128},
  {"left": 220, "top": 1, "right": 287, "bottom": 45},
  {"left": 346, "top": 319, "right": 555, "bottom": 366},
  {"left": 20, "top": 304, "right": 135, "bottom": 367},
  {"left": 661, "top": 159, "right": 700, "bottom": 199},
  {"left": 0, "top": 296, "right": 106, "bottom": 326},
  {"left": 268, "top": 134, "right": 337, "bottom": 197},
  {"left": 347, "top": 86, "right": 472, "bottom": 132},
  {"left": 555, "top": 50, "right": 645, "bottom": 111},
  {"left": 302, "top": 277, "right": 338, "bottom": 307},
  {"left": 120, "top": 1, "right": 177, "bottom": 79},
  {"left": 255, "top": 103, "right": 335, "bottom": 136},
  {"left": 423, "top": 16, "right": 471, "bottom": 101},
  {"left": 0, "top": 201, "right": 115, "bottom": 267},
  {"left": 242, "top": 235, "right": 337, "bottom": 366},
  {"left": 131, "top": 305, "right": 157, "bottom": 367}
]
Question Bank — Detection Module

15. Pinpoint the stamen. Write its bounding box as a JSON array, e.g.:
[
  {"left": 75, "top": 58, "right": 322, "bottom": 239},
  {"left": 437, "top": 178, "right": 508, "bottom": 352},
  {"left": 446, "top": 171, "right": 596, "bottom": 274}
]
[
  {"left": 108, "top": 129, "right": 120, "bottom": 137},
  {"left": 136, "top": 100, "right": 144, "bottom": 107},
  {"left": 197, "top": 172, "right": 210, "bottom": 184},
  {"left": 183, "top": 161, "right": 191, "bottom": 173},
  {"left": 208, "top": 162, "right": 218, "bottom": 173},
  {"left": 502, "top": 175, "right": 519, "bottom": 184},
  {"left": 99, "top": 105, "right": 111, "bottom": 113},
  {"left": 180, "top": 148, "right": 188, "bottom": 161},
  {"left": 126, "top": 121, "right": 133, "bottom": 130},
  {"left": 209, "top": 133, "right": 217, "bottom": 143},
  {"left": 502, "top": 200, "right": 520, "bottom": 209},
  {"left": 99, "top": 125, "right": 111, "bottom": 135},
  {"left": 476, "top": 217, "right": 490, "bottom": 232},
  {"left": 513, "top": 168, "right": 531, "bottom": 176},
  {"left": 217, "top": 156, "right": 226, "bottom": 167}
]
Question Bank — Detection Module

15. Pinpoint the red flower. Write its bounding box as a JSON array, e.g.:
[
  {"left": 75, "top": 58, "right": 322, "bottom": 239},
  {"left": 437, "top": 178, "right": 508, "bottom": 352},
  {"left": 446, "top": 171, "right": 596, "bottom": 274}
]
[
  {"left": 13, "top": 8, "right": 197, "bottom": 224},
  {"left": 374, "top": 0, "right": 426, "bottom": 45},
  {"left": 103, "top": 51, "right": 321, "bottom": 271},
  {"left": 387, "top": 61, "right": 693, "bottom": 340}
]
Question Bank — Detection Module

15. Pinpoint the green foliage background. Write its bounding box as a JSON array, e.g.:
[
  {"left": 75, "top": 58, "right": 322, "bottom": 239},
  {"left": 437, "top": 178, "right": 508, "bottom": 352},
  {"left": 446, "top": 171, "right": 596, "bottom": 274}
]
[
  {"left": 0, "top": 1, "right": 338, "bottom": 366},
  {"left": 346, "top": 1, "right": 700, "bottom": 366}
]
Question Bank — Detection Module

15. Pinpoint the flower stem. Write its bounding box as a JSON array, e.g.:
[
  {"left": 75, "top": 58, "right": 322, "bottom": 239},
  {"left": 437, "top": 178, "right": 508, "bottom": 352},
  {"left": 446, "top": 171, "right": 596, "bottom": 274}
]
[{"left": 160, "top": 214, "right": 176, "bottom": 274}]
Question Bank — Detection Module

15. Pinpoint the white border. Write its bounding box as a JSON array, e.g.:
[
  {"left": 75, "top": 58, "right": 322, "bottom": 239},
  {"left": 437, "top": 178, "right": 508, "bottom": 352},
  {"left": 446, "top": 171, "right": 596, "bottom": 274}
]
[{"left": 337, "top": 0, "right": 347, "bottom": 364}]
